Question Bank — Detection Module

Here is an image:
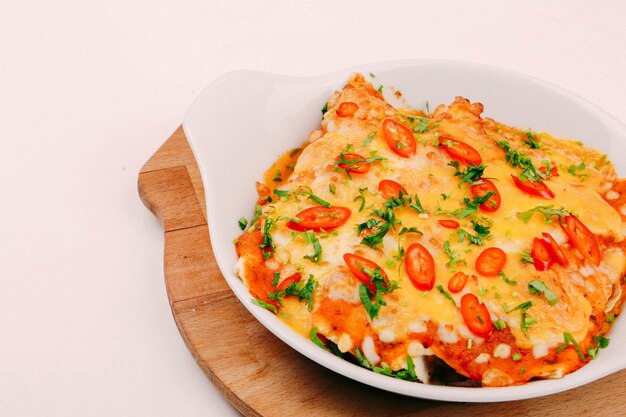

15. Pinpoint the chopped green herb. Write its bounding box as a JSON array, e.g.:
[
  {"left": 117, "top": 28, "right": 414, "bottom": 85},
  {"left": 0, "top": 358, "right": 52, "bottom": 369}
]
[
  {"left": 556, "top": 332, "right": 585, "bottom": 361},
  {"left": 512, "top": 353, "right": 522, "bottom": 361},
  {"left": 238, "top": 217, "right": 248, "bottom": 230},
  {"left": 329, "top": 183, "right": 336, "bottom": 194},
  {"left": 594, "top": 335, "right": 609, "bottom": 349},
  {"left": 566, "top": 162, "right": 589, "bottom": 182},
  {"left": 303, "top": 230, "right": 322, "bottom": 263},
  {"left": 456, "top": 217, "right": 492, "bottom": 246},
  {"left": 271, "top": 272, "right": 280, "bottom": 286},
  {"left": 250, "top": 205, "right": 263, "bottom": 228},
  {"left": 273, "top": 189, "right": 291, "bottom": 198},
  {"left": 399, "top": 227, "right": 422, "bottom": 235},
  {"left": 605, "top": 314, "right": 616, "bottom": 323},
  {"left": 499, "top": 271, "right": 518, "bottom": 286},
  {"left": 290, "top": 147, "right": 302, "bottom": 158},
  {"left": 425, "top": 101, "right": 430, "bottom": 114},
  {"left": 451, "top": 192, "right": 495, "bottom": 218},
  {"left": 268, "top": 274, "right": 318, "bottom": 311},
  {"left": 296, "top": 186, "right": 331, "bottom": 207},
  {"left": 528, "top": 279, "right": 559, "bottom": 306},
  {"left": 496, "top": 140, "right": 546, "bottom": 182},
  {"left": 370, "top": 355, "right": 418, "bottom": 382},
  {"left": 524, "top": 131, "right": 541, "bottom": 149},
  {"left": 409, "top": 194, "right": 426, "bottom": 213},
  {"left": 520, "top": 250, "right": 534, "bottom": 264},
  {"left": 504, "top": 301, "right": 535, "bottom": 337},
  {"left": 321, "top": 102, "right": 329, "bottom": 114},
  {"left": 252, "top": 298, "right": 277, "bottom": 314},
  {"left": 377, "top": 85, "right": 383, "bottom": 94},
  {"left": 517, "top": 205, "right": 570, "bottom": 224},
  {"left": 354, "top": 347, "right": 372, "bottom": 369},
  {"left": 361, "top": 222, "right": 391, "bottom": 249},
  {"left": 358, "top": 267, "right": 398, "bottom": 319},
  {"left": 443, "top": 240, "right": 466, "bottom": 268},
  {"left": 448, "top": 161, "right": 487, "bottom": 187},
  {"left": 363, "top": 131, "right": 377, "bottom": 146},
  {"left": 369, "top": 72, "right": 376, "bottom": 78},
  {"left": 386, "top": 244, "right": 406, "bottom": 269},
  {"left": 259, "top": 217, "right": 276, "bottom": 255},
  {"left": 309, "top": 326, "right": 327, "bottom": 350},
  {"left": 436, "top": 284, "right": 457, "bottom": 306},
  {"left": 354, "top": 187, "right": 368, "bottom": 212},
  {"left": 272, "top": 170, "right": 282, "bottom": 182},
  {"left": 494, "top": 320, "right": 507, "bottom": 330}
]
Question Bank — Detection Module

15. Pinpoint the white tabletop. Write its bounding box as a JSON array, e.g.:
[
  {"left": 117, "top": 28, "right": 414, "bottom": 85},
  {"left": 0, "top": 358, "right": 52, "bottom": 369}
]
[{"left": 2, "top": 1, "right": 625, "bottom": 415}]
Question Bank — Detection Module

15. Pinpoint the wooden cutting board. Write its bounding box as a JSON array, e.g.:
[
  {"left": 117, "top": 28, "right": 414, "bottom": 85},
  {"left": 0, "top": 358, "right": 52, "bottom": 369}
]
[{"left": 138, "top": 126, "right": 626, "bottom": 417}]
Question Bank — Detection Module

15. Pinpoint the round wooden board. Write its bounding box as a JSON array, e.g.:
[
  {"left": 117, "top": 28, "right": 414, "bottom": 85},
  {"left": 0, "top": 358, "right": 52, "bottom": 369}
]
[{"left": 138, "top": 126, "right": 626, "bottom": 417}]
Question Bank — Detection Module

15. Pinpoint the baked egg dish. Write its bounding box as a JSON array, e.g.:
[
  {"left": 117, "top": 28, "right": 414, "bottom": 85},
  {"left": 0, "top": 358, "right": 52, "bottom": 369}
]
[{"left": 233, "top": 73, "right": 626, "bottom": 387}]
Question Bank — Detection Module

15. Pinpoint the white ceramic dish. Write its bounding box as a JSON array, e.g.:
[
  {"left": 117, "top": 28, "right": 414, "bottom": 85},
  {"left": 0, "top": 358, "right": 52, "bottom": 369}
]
[{"left": 183, "top": 60, "right": 626, "bottom": 402}]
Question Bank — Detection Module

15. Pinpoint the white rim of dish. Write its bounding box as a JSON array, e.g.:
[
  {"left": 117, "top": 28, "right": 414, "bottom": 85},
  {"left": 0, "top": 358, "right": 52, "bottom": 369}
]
[{"left": 183, "top": 59, "right": 626, "bottom": 402}]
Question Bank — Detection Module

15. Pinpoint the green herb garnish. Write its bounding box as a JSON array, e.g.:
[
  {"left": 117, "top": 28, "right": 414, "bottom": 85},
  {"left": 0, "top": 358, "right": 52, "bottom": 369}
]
[
  {"left": 238, "top": 217, "right": 248, "bottom": 230},
  {"left": 436, "top": 284, "right": 457, "bottom": 306},
  {"left": 555, "top": 332, "right": 585, "bottom": 361},
  {"left": 528, "top": 279, "right": 559, "bottom": 306}
]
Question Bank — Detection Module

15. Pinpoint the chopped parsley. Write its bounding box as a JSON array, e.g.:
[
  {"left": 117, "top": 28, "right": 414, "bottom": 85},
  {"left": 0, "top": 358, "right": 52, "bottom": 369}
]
[
  {"left": 499, "top": 271, "right": 518, "bottom": 286},
  {"left": 358, "top": 267, "right": 398, "bottom": 319},
  {"left": 363, "top": 131, "right": 377, "bottom": 146},
  {"left": 321, "top": 102, "right": 329, "bottom": 114},
  {"left": 329, "top": 183, "right": 336, "bottom": 194},
  {"left": 250, "top": 205, "right": 263, "bottom": 228},
  {"left": 354, "top": 187, "right": 369, "bottom": 212},
  {"left": 528, "top": 279, "right": 559, "bottom": 306},
  {"left": 523, "top": 131, "right": 541, "bottom": 149},
  {"left": 354, "top": 349, "right": 418, "bottom": 382},
  {"left": 386, "top": 244, "right": 406, "bottom": 269},
  {"left": 456, "top": 217, "right": 492, "bottom": 246},
  {"left": 555, "top": 332, "right": 585, "bottom": 361},
  {"left": 436, "top": 284, "right": 457, "bottom": 306},
  {"left": 273, "top": 188, "right": 291, "bottom": 198},
  {"left": 296, "top": 186, "right": 331, "bottom": 207},
  {"left": 605, "top": 314, "right": 616, "bottom": 323},
  {"left": 496, "top": 140, "right": 547, "bottom": 182},
  {"left": 309, "top": 327, "right": 326, "bottom": 350},
  {"left": 271, "top": 272, "right": 280, "bottom": 286},
  {"left": 448, "top": 161, "right": 487, "bottom": 187},
  {"left": 399, "top": 227, "right": 422, "bottom": 235},
  {"left": 272, "top": 170, "right": 283, "bottom": 182},
  {"left": 268, "top": 274, "right": 318, "bottom": 311},
  {"left": 443, "top": 240, "right": 466, "bottom": 268},
  {"left": 512, "top": 353, "right": 522, "bottom": 361},
  {"left": 303, "top": 231, "right": 322, "bottom": 263},
  {"left": 289, "top": 147, "right": 302, "bottom": 158},
  {"left": 251, "top": 298, "right": 277, "bottom": 314},
  {"left": 494, "top": 320, "right": 507, "bottom": 330},
  {"left": 451, "top": 192, "right": 495, "bottom": 218},
  {"left": 504, "top": 301, "right": 535, "bottom": 338},
  {"left": 520, "top": 250, "right": 534, "bottom": 264},
  {"left": 238, "top": 217, "right": 248, "bottom": 230},
  {"left": 259, "top": 217, "right": 276, "bottom": 257},
  {"left": 516, "top": 205, "right": 570, "bottom": 224},
  {"left": 566, "top": 162, "right": 590, "bottom": 182}
]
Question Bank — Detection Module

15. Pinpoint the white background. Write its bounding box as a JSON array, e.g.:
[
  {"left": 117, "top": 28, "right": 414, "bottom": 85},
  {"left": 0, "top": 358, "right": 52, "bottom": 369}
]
[{"left": 1, "top": 1, "right": 625, "bottom": 416}]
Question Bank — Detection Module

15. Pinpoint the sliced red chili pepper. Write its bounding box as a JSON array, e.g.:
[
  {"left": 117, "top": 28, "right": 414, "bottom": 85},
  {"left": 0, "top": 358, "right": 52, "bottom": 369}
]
[
  {"left": 343, "top": 253, "right": 388, "bottom": 292},
  {"left": 336, "top": 102, "right": 359, "bottom": 117},
  {"left": 438, "top": 135, "right": 482, "bottom": 165},
  {"left": 460, "top": 293, "right": 493, "bottom": 338},
  {"left": 560, "top": 215, "right": 601, "bottom": 266},
  {"left": 382, "top": 118, "right": 416, "bottom": 158},
  {"left": 438, "top": 219, "right": 460, "bottom": 229},
  {"left": 405, "top": 243, "right": 436, "bottom": 291},
  {"left": 470, "top": 179, "right": 501, "bottom": 212},
  {"left": 378, "top": 179, "right": 407, "bottom": 199},
  {"left": 336, "top": 153, "right": 371, "bottom": 174},
  {"left": 276, "top": 273, "right": 303, "bottom": 291},
  {"left": 475, "top": 247, "right": 507, "bottom": 276},
  {"left": 448, "top": 271, "right": 469, "bottom": 293},
  {"left": 531, "top": 237, "right": 552, "bottom": 271},
  {"left": 511, "top": 175, "right": 555, "bottom": 199},
  {"left": 287, "top": 206, "right": 351, "bottom": 231},
  {"left": 542, "top": 232, "right": 568, "bottom": 266}
]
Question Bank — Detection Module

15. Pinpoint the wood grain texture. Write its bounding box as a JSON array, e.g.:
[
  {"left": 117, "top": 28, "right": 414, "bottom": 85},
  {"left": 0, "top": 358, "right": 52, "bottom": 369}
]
[{"left": 138, "top": 127, "right": 626, "bottom": 417}]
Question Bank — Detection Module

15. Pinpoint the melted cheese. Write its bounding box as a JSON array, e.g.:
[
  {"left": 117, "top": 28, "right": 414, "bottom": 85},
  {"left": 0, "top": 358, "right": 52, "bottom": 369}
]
[{"left": 235, "top": 73, "right": 626, "bottom": 386}]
